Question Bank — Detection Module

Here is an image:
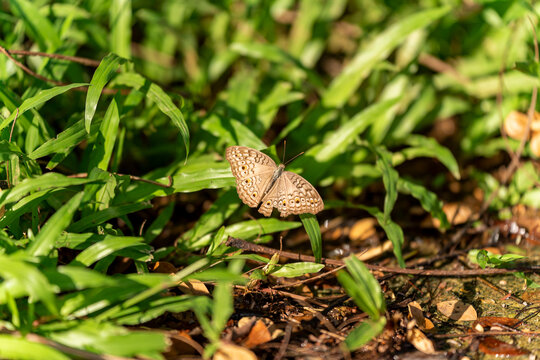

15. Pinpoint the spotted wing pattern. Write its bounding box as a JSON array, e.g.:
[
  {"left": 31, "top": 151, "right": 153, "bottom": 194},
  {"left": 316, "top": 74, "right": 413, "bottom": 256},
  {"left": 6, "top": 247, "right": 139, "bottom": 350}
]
[
  {"left": 225, "top": 146, "right": 277, "bottom": 207},
  {"left": 258, "top": 171, "right": 324, "bottom": 217}
]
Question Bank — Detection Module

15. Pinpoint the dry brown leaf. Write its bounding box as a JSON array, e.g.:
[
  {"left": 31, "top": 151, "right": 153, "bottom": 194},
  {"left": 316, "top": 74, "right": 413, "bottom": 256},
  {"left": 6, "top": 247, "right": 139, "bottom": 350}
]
[
  {"left": 407, "top": 301, "right": 435, "bottom": 331},
  {"left": 473, "top": 316, "right": 521, "bottom": 330},
  {"left": 437, "top": 300, "right": 477, "bottom": 321},
  {"left": 151, "top": 261, "right": 177, "bottom": 274},
  {"left": 214, "top": 342, "right": 257, "bottom": 360},
  {"left": 478, "top": 337, "right": 529, "bottom": 356},
  {"left": 242, "top": 319, "right": 272, "bottom": 348},
  {"left": 406, "top": 328, "right": 436, "bottom": 354},
  {"left": 178, "top": 279, "right": 210, "bottom": 295},
  {"left": 355, "top": 240, "right": 393, "bottom": 261},
  {"left": 349, "top": 218, "right": 377, "bottom": 242}
]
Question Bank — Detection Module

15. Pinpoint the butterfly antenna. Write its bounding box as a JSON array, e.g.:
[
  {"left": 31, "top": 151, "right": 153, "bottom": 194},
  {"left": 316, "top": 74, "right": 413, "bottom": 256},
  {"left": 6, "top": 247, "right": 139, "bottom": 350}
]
[
  {"left": 284, "top": 151, "right": 304, "bottom": 166},
  {"left": 282, "top": 140, "right": 287, "bottom": 164}
]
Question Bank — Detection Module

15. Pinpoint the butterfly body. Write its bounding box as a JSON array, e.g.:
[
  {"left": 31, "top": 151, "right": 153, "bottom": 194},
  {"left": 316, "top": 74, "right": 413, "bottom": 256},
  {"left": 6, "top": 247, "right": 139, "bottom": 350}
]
[{"left": 226, "top": 146, "right": 323, "bottom": 217}]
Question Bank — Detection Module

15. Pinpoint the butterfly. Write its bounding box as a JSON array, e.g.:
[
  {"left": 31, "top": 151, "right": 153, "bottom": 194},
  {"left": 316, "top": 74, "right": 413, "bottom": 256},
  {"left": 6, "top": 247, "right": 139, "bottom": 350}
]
[{"left": 226, "top": 146, "right": 324, "bottom": 217}]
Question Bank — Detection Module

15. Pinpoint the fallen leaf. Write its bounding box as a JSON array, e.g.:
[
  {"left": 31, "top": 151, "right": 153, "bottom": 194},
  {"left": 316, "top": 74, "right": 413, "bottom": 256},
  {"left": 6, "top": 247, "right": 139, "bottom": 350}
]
[
  {"left": 408, "top": 301, "right": 435, "bottom": 331},
  {"left": 242, "top": 319, "right": 272, "bottom": 348},
  {"left": 407, "top": 328, "right": 436, "bottom": 354},
  {"left": 478, "top": 337, "right": 529, "bottom": 356},
  {"left": 152, "top": 261, "right": 177, "bottom": 274},
  {"left": 214, "top": 342, "right": 257, "bottom": 360},
  {"left": 437, "top": 300, "right": 477, "bottom": 321},
  {"left": 349, "top": 218, "right": 377, "bottom": 242},
  {"left": 178, "top": 279, "right": 210, "bottom": 295},
  {"left": 473, "top": 316, "right": 521, "bottom": 330}
]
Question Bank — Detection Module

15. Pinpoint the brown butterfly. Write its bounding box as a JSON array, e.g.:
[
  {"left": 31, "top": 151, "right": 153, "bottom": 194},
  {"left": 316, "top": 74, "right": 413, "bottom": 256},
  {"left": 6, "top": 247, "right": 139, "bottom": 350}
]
[{"left": 226, "top": 146, "right": 323, "bottom": 217}]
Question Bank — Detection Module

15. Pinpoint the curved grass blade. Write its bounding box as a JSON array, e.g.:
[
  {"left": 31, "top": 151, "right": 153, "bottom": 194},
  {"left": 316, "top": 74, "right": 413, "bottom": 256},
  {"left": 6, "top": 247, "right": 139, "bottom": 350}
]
[
  {"left": 400, "top": 135, "right": 461, "bottom": 180},
  {"left": 300, "top": 213, "right": 322, "bottom": 263},
  {"left": 29, "top": 118, "right": 103, "bottom": 161},
  {"left": 291, "top": 98, "right": 400, "bottom": 183},
  {"left": 0, "top": 173, "right": 96, "bottom": 208},
  {"left": 114, "top": 72, "right": 189, "bottom": 161},
  {"left": 0, "top": 254, "right": 58, "bottom": 315},
  {"left": 0, "top": 335, "right": 69, "bottom": 360},
  {"left": 95, "top": 257, "right": 210, "bottom": 321},
  {"left": 0, "top": 83, "right": 88, "bottom": 131},
  {"left": 322, "top": 6, "right": 450, "bottom": 108},
  {"left": 71, "top": 236, "right": 145, "bottom": 266},
  {"left": 373, "top": 146, "right": 399, "bottom": 220},
  {"left": 85, "top": 53, "right": 127, "bottom": 132},
  {"left": 8, "top": 0, "right": 61, "bottom": 50},
  {"left": 67, "top": 202, "right": 151, "bottom": 233},
  {"left": 356, "top": 205, "right": 405, "bottom": 268},
  {"left": 26, "top": 192, "right": 84, "bottom": 257},
  {"left": 88, "top": 95, "right": 120, "bottom": 171},
  {"left": 398, "top": 178, "right": 450, "bottom": 230}
]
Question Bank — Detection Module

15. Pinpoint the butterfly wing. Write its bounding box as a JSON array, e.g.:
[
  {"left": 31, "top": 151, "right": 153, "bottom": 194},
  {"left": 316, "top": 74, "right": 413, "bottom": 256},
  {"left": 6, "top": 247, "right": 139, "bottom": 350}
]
[
  {"left": 258, "top": 171, "right": 323, "bottom": 217},
  {"left": 226, "top": 146, "right": 277, "bottom": 207}
]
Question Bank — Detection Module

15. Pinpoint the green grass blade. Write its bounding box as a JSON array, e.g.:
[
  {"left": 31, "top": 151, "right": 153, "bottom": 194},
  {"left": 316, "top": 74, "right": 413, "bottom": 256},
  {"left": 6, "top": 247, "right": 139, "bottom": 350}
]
[
  {"left": 357, "top": 205, "right": 405, "bottom": 268},
  {"left": 114, "top": 72, "right": 190, "bottom": 160},
  {"left": 292, "top": 98, "right": 400, "bottom": 183},
  {"left": 0, "top": 335, "right": 69, "bottom": 360},
  {"left": 72, "top": 236, "right": 145, "bottom": 266},
  {"left": 373, "top": 146, "right": 399, "bottom": 220},
  {"left": 109, "top": 0, "right": 132, "bottom": 59},
  {"left": 9, "top": 0, "right": 61, "bottom": 50},
  {"left": 67, "top": 202, "right": 151, "bottom": 233},
  {"left": 26, "top": 192, "right": 84, "bottom": 257},
  {"left": 0, "top": 254, "right": 58, "bottom": 315},
  {"left": 344, "top": 317, "right": 387, "bottom": 350},
  {"left": 0, "top": 173, "right": 96, "bottom": 208},
  {"left": 398, "top": 178, "right": 450, "bottom": 230},
  {"left": 322, "top": 6, "right": 450, "bottom": 108},
  {"left": 300, "top": 213, "right": 322, "bottom": 263},
  {"left": 88, "top": 95, "right": 120, "bottom": 171},
  {"left": 401, "top": 135, "right": 461, "bottom": 180},
  {"left": 0, "top": 83, "right": 88, "bottom": 132},
  {"left": 85, "top": 53, "right": 127, "bottom": 132}
]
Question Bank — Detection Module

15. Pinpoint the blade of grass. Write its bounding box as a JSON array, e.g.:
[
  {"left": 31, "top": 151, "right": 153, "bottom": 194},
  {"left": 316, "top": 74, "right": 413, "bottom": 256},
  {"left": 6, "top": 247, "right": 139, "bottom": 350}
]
[
  {"left": 300, "top": 213, "right": 322, "bottom": 263},
  {"left": 26, "top": 192, "right": 84, "bottom": 257},
  {"left": 85, "top": 53, "right": 127, "bottom": 132}
]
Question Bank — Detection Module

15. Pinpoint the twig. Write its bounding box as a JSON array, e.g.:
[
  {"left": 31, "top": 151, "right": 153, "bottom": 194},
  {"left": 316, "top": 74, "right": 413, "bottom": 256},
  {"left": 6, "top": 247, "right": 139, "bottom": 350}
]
[
  {"left": 226, "top": 237, "right": 540, "bottom": 277},
  {"left": 418, "top": 53, "right": 470, "bottom": 84},
  {"left": 68, "top": 172, "right": 172, "bottom": 189},
  {"left": 275, "top": 322, "right": 293, "bottom": 360},
  {"left": 0, "top": 46, "right": 122, "bottom": 94},
  {"left": 8, "top": 49, "right": 101, "bottom": 67},
  {"left": 433, "top": 330, "right": 540, "bottom": 339}
]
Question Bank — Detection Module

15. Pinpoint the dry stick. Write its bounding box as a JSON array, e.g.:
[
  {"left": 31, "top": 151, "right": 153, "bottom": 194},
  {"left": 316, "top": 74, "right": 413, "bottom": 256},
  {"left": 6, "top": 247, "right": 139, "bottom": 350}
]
[
  {"left": 68, "top": 172, "right": 172, "bottom": 189},
  {"left": 0, "top": 46, "right": 121, "bottom": 94},
  {"left": 226, "top": 237, "right": 540, "bottom": 277},
  {"left": 8, "top": 49, "right": 102, "bottom": 67},
  {"left": 433, "top": 330, "right": 540, "bottom": 339},
  {"left": 275, "top": 323, "right": 293, "bottom": 360},
  {"left": 0, "top": 45, "right": 65, "bottom": 86}
]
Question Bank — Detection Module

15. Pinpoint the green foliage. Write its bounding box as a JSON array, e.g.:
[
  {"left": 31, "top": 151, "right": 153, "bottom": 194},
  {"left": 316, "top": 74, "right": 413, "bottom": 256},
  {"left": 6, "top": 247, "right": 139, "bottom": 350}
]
[
  {"left": 337, "top": 256, "right": 387, "bottom": 350},
  {"left": 0, "top": 0, "right": 538, "bottom": 357}
]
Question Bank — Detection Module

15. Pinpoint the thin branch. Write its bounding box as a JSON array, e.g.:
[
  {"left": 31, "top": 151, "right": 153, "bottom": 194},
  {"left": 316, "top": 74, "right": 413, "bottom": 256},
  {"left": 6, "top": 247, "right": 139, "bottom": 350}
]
[
  {"left": 226, "top": 237, "right": 540, "bottom": 277},
  {"left": 68, "top": 173, "right": 173, "bottom": 189}
]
